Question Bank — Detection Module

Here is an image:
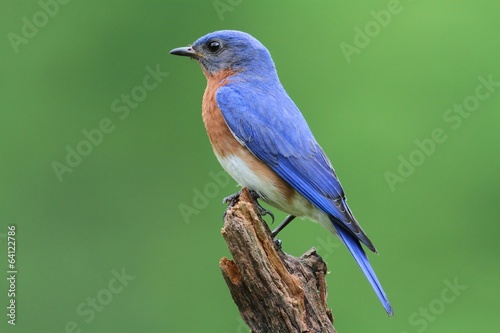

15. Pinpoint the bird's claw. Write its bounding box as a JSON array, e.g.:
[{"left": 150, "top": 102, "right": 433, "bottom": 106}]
[
  {"left": 221, "top": 189, "right": 275, "bottom": 223},
  {"left": 222, "top": 191, "right": 242, "bottom": 221},
  {"left": 255, "top": 204, "right": 275, "bottom": 223},
  {"left": 248, "top": 189, "right": 275, "bottom": 223},
  {"left": 273, "top": 238, "right": 282, "bottom": 249},
  {"left": 222, "top": 191, "right": 240, "bottom": 207}
]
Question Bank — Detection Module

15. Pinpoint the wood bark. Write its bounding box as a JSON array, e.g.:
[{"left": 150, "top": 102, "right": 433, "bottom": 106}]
[{"left": 220, "top": 188, "right": 336, "bottom": 333}]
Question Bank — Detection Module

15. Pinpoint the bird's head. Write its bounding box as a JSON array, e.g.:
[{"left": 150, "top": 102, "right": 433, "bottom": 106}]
[{"left": 170, "top": 30, "right": 276, "bottom": 79}]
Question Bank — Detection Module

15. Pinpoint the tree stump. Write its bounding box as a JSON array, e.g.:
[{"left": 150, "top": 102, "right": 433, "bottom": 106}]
[{"left": 220, "top": 188, "right": 336, "bottom": 333}]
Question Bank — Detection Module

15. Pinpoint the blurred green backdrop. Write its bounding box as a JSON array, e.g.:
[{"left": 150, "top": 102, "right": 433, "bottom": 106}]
[{"left": 1, "top": 0, "right": 499, "bottom": 332}]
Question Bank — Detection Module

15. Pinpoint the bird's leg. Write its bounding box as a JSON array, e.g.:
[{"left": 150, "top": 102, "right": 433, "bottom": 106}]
[
  {"left": 271, "top": 215, "right": 296, "bottom": 238},
  {"left": 223, "top": 189, "right": 294, "bottom": 245},
  {"left": 222, "top": 189, "right": 244, "bottom": 220},
  {"left": 247, "top": 189, "right": 274, "bottom": 223},
  {"left": 222, "top": 190, "right": 241, "bottom": 207},
  {"left": 222, "top": 189, "right": 275, "bottom": 223}
]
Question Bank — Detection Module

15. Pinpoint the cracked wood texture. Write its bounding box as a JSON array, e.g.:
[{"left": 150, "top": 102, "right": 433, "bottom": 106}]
[{"left": 220, "top": 188, "right": 336, "bottom": 333}]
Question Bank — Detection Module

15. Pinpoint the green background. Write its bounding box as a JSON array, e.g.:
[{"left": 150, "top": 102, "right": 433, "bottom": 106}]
[{"left": 1, "top": 0, "right": 499, "bottom": 332}]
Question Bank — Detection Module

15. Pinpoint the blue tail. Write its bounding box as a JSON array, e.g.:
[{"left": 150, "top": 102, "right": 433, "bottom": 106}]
[{"left": 334, "top": 225, "right": 394, "bottom": 316}]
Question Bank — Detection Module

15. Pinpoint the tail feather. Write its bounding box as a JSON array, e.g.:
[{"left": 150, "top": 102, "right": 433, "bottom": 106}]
[{"left": 334, "top": 224, "right": 394, "bottom": 316}]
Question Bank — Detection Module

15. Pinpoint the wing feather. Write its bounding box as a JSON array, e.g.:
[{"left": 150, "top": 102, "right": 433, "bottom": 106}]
[{"left": 216, "top": 83, "right": 375, "bottom": 251}]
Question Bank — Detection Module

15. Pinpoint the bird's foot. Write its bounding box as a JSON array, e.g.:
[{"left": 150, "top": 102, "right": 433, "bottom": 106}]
[
  {"left": 222, "top": 191, "right": 241, "bottom": 207},
  {"left": 222, "top": 189, "right": 275, "bottom": 223},
  {"left": 222, "top": 190, "right": 243, "bottom": 220},
  {"left": 247, "top": 189, "right": 275, "bottom": 223},
  {"left": 273, "top": 238, "right": 282, "bottom": 249}
]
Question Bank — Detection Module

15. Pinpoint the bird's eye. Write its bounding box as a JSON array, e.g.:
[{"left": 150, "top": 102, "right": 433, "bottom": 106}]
[{"left": 207, "top": 41, "right": 221, "bottom": 53}]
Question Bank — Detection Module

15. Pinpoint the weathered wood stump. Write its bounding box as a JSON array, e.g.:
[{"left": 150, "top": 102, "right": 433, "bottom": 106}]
[{"left": 220, "top": 188, "right": 336, "bottom": 333}]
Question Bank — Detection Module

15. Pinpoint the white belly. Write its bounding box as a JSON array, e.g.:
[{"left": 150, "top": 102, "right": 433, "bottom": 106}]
[
  {"left": 216, "top": 153, "right": 338, "bottom": 236},
  {"left": 216, "top": 154, "right": 284, "bottom": 206}
]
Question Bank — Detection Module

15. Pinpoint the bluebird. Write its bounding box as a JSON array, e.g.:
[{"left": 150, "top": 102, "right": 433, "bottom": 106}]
[{"left": 170, "top": 30, "right": 393, "bottom": 316}]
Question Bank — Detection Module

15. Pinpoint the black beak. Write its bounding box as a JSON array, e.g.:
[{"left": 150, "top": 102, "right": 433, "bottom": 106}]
[{"left": 169, "top": 46, "right": 197, "bottom": 58}]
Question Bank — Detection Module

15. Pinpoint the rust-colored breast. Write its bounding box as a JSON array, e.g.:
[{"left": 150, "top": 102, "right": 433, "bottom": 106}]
[
  {"left": 201, "top": 69, "right": 241, "bottom": 157},
  {"left": 201, "top": 69, "right": 297, "bottom": 203}
]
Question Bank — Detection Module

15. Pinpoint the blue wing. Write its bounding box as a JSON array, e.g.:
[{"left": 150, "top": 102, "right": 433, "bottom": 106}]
[
  {"left": 216, "top": 82, "right": 374, "bottom": 250},
  {"left": 216, "top": 82, "right": 394, "bottom": 315}
]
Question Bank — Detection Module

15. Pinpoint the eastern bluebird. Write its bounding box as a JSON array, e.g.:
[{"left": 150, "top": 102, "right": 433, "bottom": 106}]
[{"left": 171, "top": 30, "right": 393, "bottom": 316}]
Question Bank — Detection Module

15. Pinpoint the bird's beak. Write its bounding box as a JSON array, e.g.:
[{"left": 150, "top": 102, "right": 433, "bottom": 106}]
[{"left": 169, "top": 46, "right": 198, "bottom": 58}]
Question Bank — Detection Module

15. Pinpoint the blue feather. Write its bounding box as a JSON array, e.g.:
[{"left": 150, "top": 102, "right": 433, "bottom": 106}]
[
  {"left": 335, "top": 224, "right": 394, "bottom": 315},
  {"left": 217, "top": 83, "right": 375, "bottom": 250}
]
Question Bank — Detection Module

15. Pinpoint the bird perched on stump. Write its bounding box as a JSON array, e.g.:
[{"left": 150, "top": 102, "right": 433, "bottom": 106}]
[{"left": 170, "top": 30, "right": 394, "bottom": 316}]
